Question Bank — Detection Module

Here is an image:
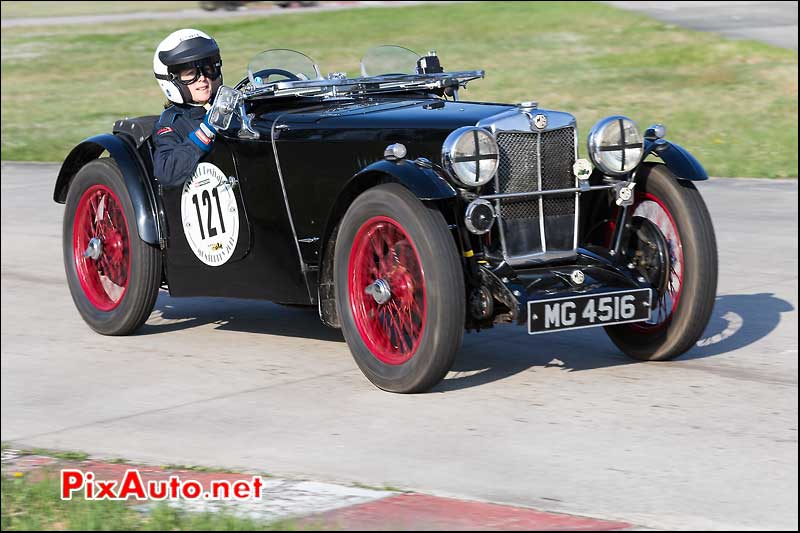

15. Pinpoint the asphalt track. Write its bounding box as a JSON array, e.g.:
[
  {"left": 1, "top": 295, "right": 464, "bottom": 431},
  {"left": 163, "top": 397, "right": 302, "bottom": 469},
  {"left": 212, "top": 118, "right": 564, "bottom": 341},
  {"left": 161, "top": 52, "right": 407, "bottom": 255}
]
[
  {"left": 3, "top": 1, "right": 797, "bottom": 51},
  {"left": 0, "top": 1, "right": 436, "bottom": 28},
  {"left": 609, "top": 1, "right": 798, "bottom": 50},
  {"left": 1, "top": 162, "right": 797, "bottom": 530}
]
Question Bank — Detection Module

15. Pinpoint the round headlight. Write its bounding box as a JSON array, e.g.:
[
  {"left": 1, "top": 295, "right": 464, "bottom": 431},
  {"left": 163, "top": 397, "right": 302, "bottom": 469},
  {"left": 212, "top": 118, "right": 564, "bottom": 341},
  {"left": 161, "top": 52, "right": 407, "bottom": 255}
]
[
  {"left": 587, "top": 116, "right": 644, "bottom": 176},
  {"left": 464, "top": 199, "right": 496, "bottom": 235},
  {"left": 442, "top": 127, "right": 499, "bottom": 187}
]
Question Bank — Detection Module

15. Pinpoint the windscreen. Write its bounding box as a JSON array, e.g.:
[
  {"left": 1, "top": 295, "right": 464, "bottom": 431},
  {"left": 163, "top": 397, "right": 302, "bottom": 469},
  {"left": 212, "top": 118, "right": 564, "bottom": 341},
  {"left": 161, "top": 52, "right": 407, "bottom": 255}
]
[
  {"left": 360, "top": 45, "right": 421, "bottom": 77},
  {"left": 247, "top": 49, "right": 322, "bottom": 88}
]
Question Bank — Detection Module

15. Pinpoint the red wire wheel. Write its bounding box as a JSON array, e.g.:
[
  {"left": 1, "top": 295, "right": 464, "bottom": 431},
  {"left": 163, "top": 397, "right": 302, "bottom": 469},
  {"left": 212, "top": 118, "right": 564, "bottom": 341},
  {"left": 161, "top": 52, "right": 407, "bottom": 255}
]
[
  {"left": 348, "top": 216, "right": 427, "bottom": 365},
  {"left": 335, "top": 183, "right": 464, "bottom": 392},
  {"left": 607, "top": 192, "right": 684, "bottom": 331},
  {"left": 629, "top": 192, "right": 684, "bottom": 331},
  {"left": 63, "top": 159, "right": 161, "bottom": 336},
  {"left": 72, "top": 184, "right": 130, "bottom": 311},
  {"left": 601, "top": 164, "right": 717, "bottom": 361}
]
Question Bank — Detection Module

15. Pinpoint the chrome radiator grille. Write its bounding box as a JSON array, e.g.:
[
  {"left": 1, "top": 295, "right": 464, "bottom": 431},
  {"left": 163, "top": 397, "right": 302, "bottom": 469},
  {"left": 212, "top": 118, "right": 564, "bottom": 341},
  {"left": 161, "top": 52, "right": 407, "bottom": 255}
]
[
  {"left": 493, "top": 127, "right": 577, "bottom": 262},
  {"left": 496, "top": 133, "right": 540, "bottom": 220}
]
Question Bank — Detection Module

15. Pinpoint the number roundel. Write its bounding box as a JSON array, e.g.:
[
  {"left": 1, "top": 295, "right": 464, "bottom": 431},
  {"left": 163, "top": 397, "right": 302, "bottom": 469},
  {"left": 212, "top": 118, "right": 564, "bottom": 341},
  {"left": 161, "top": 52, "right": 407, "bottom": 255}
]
[{"left": 180, "top": 163, "right": 239, "bottom": 266}]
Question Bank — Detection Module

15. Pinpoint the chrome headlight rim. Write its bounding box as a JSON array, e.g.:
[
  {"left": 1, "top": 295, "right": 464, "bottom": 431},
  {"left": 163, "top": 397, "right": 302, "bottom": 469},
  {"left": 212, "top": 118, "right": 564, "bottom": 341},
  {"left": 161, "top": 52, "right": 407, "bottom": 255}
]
[
  {"left": 587, "top": 115, "right": 644, "bottom": 176},
  {"left": 442, "top": 126, "right": 500, "bottom": 188},
  {"left": 464, "top": 198, "right": 496, "bottom": 235}
]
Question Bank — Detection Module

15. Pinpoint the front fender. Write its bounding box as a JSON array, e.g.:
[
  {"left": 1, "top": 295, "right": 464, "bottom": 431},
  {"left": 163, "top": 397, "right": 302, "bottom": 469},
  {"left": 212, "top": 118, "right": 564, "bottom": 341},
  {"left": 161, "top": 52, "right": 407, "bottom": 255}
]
[
  {"left": 644, "top": 139, "right": 708, "bottom": 181},
  {"left": 315, "top": 159, "right": 457, "bottom": 327},
  {"left": 352, "top": 159, "right": 457, "bottom": 200},
  {"left": 54, "top": 134, "right": 161, "bottom": 246}
]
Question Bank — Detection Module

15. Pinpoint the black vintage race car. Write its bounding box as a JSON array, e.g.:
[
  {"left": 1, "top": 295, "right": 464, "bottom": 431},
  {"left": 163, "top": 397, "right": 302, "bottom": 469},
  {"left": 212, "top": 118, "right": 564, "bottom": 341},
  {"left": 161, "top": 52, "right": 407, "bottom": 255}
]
[{"left": 55, "top": 46, "right": 718, "bottom": 393}]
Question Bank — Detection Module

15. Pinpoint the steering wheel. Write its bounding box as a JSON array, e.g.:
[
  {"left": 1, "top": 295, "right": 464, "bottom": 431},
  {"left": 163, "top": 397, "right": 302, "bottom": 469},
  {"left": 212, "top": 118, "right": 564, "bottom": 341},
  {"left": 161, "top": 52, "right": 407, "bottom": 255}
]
[
  {"left": 251, "top": 68, "right": 302, "bottom": 83},
  {"left": 234, "top": 68, "right": 304, "bottom": 91}
]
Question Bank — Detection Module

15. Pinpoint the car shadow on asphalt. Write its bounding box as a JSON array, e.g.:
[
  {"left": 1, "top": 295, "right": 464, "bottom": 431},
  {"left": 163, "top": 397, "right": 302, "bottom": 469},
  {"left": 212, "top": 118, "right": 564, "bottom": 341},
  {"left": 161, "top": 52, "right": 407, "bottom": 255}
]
[
  {"left": 679, "top": 293, "right": 794, "bottom": 360},
  {"left": 136, "top": 291, "right": 793, "bottom": 389},
  {"left": 436, "top": 293, "right": 794, "bottom": 391},
  {"left": 135, "top": 291, "right": 346, "bottom": 342}
]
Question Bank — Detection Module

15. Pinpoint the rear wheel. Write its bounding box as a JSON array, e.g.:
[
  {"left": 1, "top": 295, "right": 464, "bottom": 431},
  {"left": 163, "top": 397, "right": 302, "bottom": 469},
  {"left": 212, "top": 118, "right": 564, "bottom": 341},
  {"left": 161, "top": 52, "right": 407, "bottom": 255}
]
[
  {"left": 604, "top": 164, "right": 718, "bottom": 360},
  {"left": 63, "top": 158, "right": 161, "bottom": 335},
  {"left": 335, "top": 184, "right": 464, "bottom": 393}
]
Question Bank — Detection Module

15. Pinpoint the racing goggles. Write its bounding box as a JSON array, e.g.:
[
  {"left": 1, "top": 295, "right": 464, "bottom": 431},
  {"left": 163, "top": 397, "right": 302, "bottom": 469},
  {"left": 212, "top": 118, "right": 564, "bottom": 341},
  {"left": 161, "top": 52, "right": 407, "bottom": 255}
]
[{"left": 174, "top": 59, "right": 222, "bottom": 85}]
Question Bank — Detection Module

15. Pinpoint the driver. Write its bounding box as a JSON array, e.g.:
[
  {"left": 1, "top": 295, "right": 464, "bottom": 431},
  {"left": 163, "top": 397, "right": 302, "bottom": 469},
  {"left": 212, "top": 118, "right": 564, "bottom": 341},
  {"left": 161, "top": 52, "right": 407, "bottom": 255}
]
[{"left": 152, "top": 29, "right": 224, "bottom": 188}]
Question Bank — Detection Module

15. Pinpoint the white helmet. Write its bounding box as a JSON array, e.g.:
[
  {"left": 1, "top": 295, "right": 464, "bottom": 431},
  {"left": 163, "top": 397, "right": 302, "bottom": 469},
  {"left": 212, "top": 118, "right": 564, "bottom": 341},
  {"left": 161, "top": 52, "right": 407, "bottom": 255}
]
[{"left": 153, "top": 29, "right": 222, "bottom": 105}]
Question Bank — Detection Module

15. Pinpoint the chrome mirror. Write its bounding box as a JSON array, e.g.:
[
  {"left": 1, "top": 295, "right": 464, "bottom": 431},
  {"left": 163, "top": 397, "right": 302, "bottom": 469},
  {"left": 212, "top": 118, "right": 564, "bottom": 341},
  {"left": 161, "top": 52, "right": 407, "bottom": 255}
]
[{"left": 208, "top": 86, "right": 242, "bottom": 131}]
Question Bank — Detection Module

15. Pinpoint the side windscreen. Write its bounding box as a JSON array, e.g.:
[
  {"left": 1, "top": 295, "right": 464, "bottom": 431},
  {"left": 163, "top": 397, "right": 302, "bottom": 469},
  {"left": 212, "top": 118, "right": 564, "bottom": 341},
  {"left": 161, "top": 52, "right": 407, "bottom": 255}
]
[
  {"left": 360, "top": 45, "right": 421, "bottom": 77},
  {"left": 247, "top": 49, "right": 322, "bottom": 88}
]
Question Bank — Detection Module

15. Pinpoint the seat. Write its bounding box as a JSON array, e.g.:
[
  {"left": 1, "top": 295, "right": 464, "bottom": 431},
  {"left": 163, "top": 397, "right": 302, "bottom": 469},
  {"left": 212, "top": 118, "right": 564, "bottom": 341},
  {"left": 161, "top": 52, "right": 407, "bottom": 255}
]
[
  {"left": 113, "top": 115, "right": 160, "bottom": 177},
  {"left": 113, "top": 116, "right": 159, "bottom": 148}
]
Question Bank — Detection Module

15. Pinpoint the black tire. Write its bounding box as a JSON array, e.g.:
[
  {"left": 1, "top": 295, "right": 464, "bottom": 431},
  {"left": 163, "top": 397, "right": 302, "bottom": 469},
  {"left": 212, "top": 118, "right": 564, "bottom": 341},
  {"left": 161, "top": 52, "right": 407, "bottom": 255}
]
[
  {"left": 63, "top": 158, "right": 162, "bottom": 335},
  {"left": 605, "top": 164, "right": 718, "bottom": 360},
  {"left": 334, "top": 183, "right": 465, "bottom": 393}
]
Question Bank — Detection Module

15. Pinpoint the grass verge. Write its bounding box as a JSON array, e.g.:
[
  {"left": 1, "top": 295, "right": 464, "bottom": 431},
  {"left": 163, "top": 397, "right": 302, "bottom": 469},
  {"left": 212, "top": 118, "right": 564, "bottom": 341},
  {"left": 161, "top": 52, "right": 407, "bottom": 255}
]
[
  {"left": 1, "top": 1, "right": 796, "bottom": 176},
  {"left": 1, "top": 472, "right": 301, "bottom": 531},
  {"left": 19, "top": 448, "right": 90, "bottom": 462}
]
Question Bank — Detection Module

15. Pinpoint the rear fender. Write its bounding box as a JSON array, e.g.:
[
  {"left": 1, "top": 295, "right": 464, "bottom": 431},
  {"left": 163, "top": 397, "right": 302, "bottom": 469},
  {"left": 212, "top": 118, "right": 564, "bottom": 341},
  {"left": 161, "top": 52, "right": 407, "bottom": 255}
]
[{"left": 54, "top": 134, "right": 162, "bottom": 246}]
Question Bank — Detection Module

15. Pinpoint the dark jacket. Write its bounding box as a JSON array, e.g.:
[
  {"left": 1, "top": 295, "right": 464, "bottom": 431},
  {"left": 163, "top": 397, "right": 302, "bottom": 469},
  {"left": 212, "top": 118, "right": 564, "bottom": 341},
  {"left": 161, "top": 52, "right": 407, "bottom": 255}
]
[{"left": 152, "top": 104, "right": 212, "bottom": 188}]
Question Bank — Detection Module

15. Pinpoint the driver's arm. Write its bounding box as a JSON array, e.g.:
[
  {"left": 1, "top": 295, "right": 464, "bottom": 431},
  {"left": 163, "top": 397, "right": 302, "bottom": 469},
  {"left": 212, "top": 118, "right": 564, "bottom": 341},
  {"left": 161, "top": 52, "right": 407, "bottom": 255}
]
[
  {"left": 152, "top": 110, "right": 216, "bottom": 188},
  {"left": 152, "top": 128, "right": 207, "bottom": 188}
]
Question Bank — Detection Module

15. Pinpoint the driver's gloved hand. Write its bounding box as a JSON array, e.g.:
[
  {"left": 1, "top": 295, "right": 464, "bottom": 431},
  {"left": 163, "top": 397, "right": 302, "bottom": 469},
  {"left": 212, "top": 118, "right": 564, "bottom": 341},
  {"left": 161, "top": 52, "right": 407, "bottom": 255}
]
[{"left": 188, "top": 108, "right": 217, "bottom": 153}]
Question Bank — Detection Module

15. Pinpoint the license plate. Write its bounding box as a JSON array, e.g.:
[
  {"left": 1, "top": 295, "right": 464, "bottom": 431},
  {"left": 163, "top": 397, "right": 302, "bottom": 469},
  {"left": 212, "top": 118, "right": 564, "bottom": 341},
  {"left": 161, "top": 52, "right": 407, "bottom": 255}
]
[{"left": 528, "top": 288, "right": 652, "bottom": 335}]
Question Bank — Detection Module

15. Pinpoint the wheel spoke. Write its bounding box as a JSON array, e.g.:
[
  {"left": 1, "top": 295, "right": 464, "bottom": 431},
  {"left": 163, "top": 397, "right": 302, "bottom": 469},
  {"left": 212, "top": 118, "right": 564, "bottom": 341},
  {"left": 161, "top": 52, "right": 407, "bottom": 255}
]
[
  {"left": 96, "top": 194, "right": 106, "bottom": 225},
  {"left": 108, "top": 205, "right": 120, "bottom": 233},
  {"left": 83, "top": 205, "right": 96, "bottom": 236},
  {"left": 385, "top": 304, "right": 402, "bottom": 352},
  {"left": 394, "top": 303, "right": 413, "bottom": 354},
  {"left": 74, "top": 185, "right": 129, "bottom": 311},
  {"left": 89, "top": 193, "right": 99, "bottom": 222},
  {"left": 401, "top": 303, "right": 417, "bottom": 341},
  {"left": 609, "top": 195, "right": 686, "bottom": 330},
  {"left": 349, "top": 216, "right": 426, "bottom": 365},
  {"left": 390, "top": 301, "right": 408, "bottom": 339},
  {"left": 99, "top": 254, "right": 114, "bottom": 280},
  {"left": 380, "top": 307, "right": 398, "bottom": 352},
  {"left": 368, "top": 231, "right": 381, "bottom": 257}
]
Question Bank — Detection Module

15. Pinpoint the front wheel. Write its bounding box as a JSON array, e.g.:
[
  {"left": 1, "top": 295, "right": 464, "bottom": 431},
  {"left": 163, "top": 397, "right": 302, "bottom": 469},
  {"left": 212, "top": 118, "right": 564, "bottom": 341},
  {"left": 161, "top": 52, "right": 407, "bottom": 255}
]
[
  {"left": 334, "top": 184, "right": 465, "bottom": 393},
  {"left": 63, "top": 158, "right": 162, "bottom": 335},
  {"left": 604, "top": 164, "right": 718, "bottom": 360}
]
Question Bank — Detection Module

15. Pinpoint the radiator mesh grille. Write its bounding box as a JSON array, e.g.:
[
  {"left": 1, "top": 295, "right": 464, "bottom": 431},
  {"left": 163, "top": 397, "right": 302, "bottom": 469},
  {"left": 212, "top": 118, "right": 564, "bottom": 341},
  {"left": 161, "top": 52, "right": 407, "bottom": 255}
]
[{"left": 492, "top": 127, "right": 577, "bottom": 258}]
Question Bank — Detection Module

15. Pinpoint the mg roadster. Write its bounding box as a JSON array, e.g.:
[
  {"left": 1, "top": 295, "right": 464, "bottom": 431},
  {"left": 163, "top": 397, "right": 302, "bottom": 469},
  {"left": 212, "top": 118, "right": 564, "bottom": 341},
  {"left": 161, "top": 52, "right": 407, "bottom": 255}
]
[{"left": 55, "top": 46, "right": 718, "bottom": 392}]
